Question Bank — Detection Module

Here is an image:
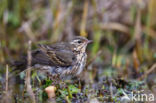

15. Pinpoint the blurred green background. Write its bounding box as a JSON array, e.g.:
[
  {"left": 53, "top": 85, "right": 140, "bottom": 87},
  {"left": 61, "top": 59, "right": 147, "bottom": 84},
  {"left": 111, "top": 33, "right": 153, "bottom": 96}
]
[
  {"left": 0, "top": 0, "right": 156, "bottom": 75},
  {"left": 0, "top": 0, "right": 156, "bottom": 102}
]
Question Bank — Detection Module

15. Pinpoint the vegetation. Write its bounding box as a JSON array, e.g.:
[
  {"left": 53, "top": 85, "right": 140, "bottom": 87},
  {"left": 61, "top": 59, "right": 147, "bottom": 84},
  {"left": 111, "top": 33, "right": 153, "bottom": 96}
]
[{"left": 0, "top": 0, "right": 156, "bottom": 102}]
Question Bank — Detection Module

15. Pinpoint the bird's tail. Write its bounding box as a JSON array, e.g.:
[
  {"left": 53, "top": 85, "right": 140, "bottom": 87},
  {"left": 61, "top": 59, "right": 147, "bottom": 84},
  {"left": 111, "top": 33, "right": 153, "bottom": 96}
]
[{"left": 10, "top": 57, "right": 28, "bottom": 77}]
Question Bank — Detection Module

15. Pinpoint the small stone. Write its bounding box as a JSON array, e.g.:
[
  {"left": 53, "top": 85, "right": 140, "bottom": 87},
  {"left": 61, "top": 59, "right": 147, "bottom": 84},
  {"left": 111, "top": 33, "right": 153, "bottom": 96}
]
[{"left": 45, "top": 86, "right": 56, "bottom": 98}]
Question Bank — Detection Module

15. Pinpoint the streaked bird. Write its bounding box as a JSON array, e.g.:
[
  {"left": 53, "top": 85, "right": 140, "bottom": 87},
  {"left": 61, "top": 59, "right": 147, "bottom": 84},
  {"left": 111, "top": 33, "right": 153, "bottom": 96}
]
[{"left": 12, "top": 36, "right": 92, "bottom": 79}]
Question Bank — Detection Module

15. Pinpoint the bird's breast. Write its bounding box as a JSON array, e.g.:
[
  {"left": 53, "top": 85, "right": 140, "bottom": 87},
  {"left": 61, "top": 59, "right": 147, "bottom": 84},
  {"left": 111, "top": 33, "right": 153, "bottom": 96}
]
[{"left": 74, "top": 52, "right": 87, "bottom": 75}]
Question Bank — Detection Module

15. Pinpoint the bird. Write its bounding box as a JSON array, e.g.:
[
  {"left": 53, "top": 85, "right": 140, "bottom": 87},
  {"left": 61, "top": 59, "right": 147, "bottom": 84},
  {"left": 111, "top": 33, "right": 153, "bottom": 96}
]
[{"left": 12, "top": 36, "right": 92, "bottom": 79}]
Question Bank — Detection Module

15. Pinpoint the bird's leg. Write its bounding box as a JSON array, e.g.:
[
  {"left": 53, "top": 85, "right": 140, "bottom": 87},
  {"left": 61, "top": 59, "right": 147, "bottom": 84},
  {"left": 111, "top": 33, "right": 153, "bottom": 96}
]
[
  {"left": 51, "top": 76, "right": 67, "bottom": 89},
  {"left": 57, "top": 76, "right": 66, "bottom": 89},
  {"left": 78, "top": 78, "right": 82, "bottom": 89},
  {"left": 51, "top": 76, "right": 57, "bottom": 85},
  {"left": 51, "top": 75, "right": 60, "bottom": 86}
]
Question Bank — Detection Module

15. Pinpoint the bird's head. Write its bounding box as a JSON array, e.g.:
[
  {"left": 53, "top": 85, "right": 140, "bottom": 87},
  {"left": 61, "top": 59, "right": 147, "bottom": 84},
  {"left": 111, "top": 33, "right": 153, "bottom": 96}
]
[{"left": 70, "top": 36, "right": 92, "bottom": 52}]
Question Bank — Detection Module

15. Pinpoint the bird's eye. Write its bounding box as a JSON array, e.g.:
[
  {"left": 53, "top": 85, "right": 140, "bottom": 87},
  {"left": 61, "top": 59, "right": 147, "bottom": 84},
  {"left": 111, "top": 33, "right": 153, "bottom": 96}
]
[{"left": 77, "top": 40, "right": 82, "bottom": 44}]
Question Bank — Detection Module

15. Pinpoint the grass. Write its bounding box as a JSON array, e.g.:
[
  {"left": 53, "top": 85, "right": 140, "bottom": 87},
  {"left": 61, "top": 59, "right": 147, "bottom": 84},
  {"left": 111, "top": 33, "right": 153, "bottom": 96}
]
[{"left": 0, "top": 0, "right": 156, "bottom": 102}]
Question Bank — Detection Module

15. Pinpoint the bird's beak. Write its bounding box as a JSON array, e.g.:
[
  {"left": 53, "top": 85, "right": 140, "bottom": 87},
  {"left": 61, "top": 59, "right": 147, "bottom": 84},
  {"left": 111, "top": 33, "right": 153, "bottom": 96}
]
[{"left": 87, "top": 40, "right": 93, "bottom": 44}]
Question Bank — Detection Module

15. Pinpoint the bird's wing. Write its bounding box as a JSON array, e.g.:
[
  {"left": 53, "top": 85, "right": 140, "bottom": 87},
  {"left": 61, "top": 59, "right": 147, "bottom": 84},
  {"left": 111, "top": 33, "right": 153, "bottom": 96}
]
[
  {"left": 38, "top": 44, "right": 76, "bottom": 66},
  {"left": 11, "top": 50, "right": 53, "bottom": 74},
  {"left": 31, "top": 50, "right": 54, "bottom": 65}
]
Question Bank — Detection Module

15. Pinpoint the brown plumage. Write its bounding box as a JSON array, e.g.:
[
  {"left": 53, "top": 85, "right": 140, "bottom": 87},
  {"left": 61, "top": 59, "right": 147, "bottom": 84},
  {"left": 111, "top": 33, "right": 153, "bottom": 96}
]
[{"left": 12, "top": 36, "right": 92, "bottom": 78}]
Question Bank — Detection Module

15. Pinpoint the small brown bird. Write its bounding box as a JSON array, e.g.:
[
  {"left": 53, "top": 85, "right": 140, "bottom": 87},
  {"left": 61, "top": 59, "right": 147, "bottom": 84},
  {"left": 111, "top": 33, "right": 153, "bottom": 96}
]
[{"left": 13, "top": 36, "right": 92, "bottom": 78}]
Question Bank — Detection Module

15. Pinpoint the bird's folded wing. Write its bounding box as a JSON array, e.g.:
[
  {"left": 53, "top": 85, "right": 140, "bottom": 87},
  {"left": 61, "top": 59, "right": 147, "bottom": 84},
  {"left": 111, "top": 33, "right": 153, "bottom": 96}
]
[
  {"left": 31, "top": 50, "right": 53, "bottom": 65},
  {"left": 38, "top": 44, "right": 76, "bottom": 66}
]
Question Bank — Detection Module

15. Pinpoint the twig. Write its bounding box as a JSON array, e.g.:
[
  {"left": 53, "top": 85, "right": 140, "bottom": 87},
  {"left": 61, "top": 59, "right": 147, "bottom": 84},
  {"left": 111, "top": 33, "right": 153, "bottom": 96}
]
[
  {"left": 25, "top": 40, "right": 36, "bottom": 103},
  {"left": 99, "top": 22, "right": 130, "bottom": 35},
  {"left": 19, "top": 22, "right": 36, "bottom": 42},
  {"left": 138, "top": 63, "right": 156, "bottom": 80},
  {"left": 65, "top": 96, "right": 71, "bottom": 103},
  {"left": 110, "top": 82, "right": 113, "bottom": 99},
  {"left": 134, "top": 8, "right": 142, "bottom": 41},
  {"left": 2, "top": 65, "right": 11, "bottom": 103},
  {"left": 5, "top": 64, "right": 8, "bottom": 92},
  {"left": 80, "top": 0, "right": 89, "bottom": 37},
  {"left": 142, "top": 26, "right": 156, "bottom": 38},
  {"left": 86, "top": 50, "right": 102, "bottom": 67}
]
